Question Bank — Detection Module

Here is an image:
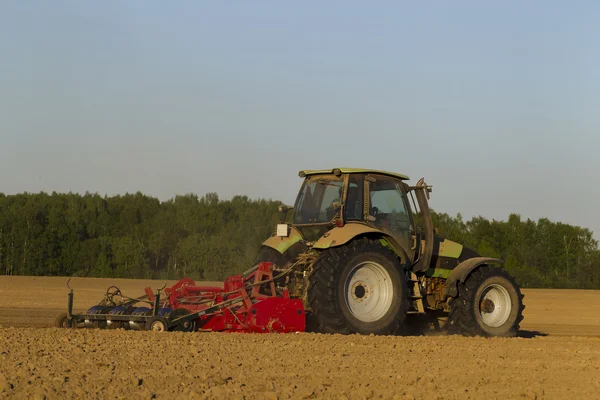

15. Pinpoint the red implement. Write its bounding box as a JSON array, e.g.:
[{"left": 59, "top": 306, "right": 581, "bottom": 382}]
[{"left": 145, "top": 262, "right": 305, "bottom": 333}]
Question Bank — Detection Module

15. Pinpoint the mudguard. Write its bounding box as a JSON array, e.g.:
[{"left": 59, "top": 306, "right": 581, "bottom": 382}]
[
  {"left": 312, "top": 224, "right": 382, "bottom": 249},
  {"left": 261, "top": 226, "right": 303, "bottom": 255},
  {"left": 313, "top": 223, "right": 409, "bottom": 263},
  {"left": 263, "top": 223, "right": 409, "bottom": 263},
  {"left": 443, "top": 257, "right": 504, "bottom": 298}
]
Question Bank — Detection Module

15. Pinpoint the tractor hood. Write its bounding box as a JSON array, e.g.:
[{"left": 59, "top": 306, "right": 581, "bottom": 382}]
[{"left": 424, "top": 236, "right": 482, "bottom": 278}]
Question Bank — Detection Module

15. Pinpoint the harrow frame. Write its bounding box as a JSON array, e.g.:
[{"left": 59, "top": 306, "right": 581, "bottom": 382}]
[{"left": 58, "top": 262, "right": 306, "bottom": 333}]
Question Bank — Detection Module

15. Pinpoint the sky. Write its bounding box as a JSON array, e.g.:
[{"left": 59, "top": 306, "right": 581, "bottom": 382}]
[{"left": 1, "top": 1, "right": 599, "bottom": 236}]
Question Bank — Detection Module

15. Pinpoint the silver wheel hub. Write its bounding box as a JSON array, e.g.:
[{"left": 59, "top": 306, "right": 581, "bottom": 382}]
[
  {"left": 351, "top": 281, "right": 370, "bottom": 302},
  {"left": 344, "top": 262, "right": 394, "bottom": 322},
  {"left": 478, "top": 284, "right": 512, "bottom": 328},
  {"left": 151, "top": 321, "right": 166, "bottom": 332}
]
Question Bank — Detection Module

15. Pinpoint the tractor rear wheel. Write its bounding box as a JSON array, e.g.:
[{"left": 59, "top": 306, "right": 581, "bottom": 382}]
[
  {"left": 448, "top": 266, "right": 524, "bottom": 337},
  {"left": 308, "top": 238, "right": 408, "bottom": 335}
]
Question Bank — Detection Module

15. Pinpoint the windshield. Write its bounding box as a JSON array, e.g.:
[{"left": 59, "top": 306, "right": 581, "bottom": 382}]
[{"left": 294, "top": 175, "right": 344, "bottom": 224}]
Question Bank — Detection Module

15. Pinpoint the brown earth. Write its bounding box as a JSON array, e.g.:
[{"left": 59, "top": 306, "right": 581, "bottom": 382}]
[
  {"left": 0, "top": 276, "right": 222, "bottom": 329},
  {"left": 1, "top": 276, "right": 599, "bottom": 399}
]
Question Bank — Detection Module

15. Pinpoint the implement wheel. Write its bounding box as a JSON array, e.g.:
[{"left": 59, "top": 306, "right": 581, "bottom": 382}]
[
  {"left": 55, "top": 313, "right": 73, "bottom": 328},
  {"left": 146, "top": 316, "right": 170, "bottom": 332},
  {"left": 448, "top": 266, "right": 524, "bottom": 337},
  {"left": 170, "top": 309, "right": 196, "bottom": 332},
  {"left": 308, "top": 238, "right": 408, "bottom": 335}
]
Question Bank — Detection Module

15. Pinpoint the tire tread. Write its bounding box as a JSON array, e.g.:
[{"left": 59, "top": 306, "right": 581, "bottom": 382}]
[
  {"left": 308, "top": 237, "right": 408, "bottom": 335},
  {"left": 448, "top": 266, "right": 525, "bottom": 337}
]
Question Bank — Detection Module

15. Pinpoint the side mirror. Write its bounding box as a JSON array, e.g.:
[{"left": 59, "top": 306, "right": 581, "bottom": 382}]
[{"left": 278, "top": 205, "right": 292, "bottom": 223}]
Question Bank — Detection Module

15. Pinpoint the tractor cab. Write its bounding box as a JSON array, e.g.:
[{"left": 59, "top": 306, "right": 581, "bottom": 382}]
[{"left": 273, "top": 168, "right": 433, "bottom": 272}]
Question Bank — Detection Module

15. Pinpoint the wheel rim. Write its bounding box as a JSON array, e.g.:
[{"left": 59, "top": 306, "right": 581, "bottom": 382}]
[
  {"left": 151, "top": 321, "right": 166, "bottom": 332},
  {"left": 478, "top": 284, "right": 512, "bottom": 328},
  {"left": 344, "top": 261, "right": 394, "bottom": 322}
]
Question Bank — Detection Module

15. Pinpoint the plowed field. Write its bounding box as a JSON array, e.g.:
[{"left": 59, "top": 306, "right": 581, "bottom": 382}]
[{"left": 1, "top": 276, "right": 599, "bottom": 399}]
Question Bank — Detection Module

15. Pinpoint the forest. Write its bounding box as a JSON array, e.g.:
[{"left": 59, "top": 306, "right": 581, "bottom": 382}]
[{"left": 0, "top": 191, "right": 598, "bottom": 289}]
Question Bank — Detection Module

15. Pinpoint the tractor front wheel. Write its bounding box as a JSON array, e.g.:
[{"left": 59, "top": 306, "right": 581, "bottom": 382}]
[
  {"left": 308, "top": 238, "right": 408, "bottom": 335},
  {"left": 255, "top": 247, "right": 286, "bottom": 267},
  {"left": 448, "top": 266, "right": 524, "bottom": 337}
]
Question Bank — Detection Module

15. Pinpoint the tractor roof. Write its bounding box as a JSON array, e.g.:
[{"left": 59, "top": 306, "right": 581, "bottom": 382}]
[{"left": 299, "top": 168, "right": 410, "bottom": 181}]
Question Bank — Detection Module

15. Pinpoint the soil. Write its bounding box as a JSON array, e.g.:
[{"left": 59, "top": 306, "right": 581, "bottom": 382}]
[{"left": 1, "top": 276, "right": 599, "bottom": 399}]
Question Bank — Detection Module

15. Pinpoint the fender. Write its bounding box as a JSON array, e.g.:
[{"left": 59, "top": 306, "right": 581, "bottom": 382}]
[
  {"left": 261, "top": 226, "right": 303, "bottom": 255},
  {"left": 312, "top": 223, "right": 409, "bottom": 263},
  {"left": 443, "top": 257, "right": 504, "bottom": 298}
]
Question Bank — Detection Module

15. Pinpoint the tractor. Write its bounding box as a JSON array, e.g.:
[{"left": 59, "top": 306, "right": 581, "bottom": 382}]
[
  {"left": 256, "top": 168, "right": 524, "bottom": 336},
  {"left": 56, "top": 167, "right": 523, "bottom": 336}
]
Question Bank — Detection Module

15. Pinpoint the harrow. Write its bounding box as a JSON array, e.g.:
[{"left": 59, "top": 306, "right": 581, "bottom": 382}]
[{"left": 55, "top": 262, "right": 306, "bottom": 333}]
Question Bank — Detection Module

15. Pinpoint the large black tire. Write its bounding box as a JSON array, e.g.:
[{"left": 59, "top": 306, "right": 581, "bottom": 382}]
[
  {"left": 308, "top": 238, "right": 408, "bottom": 335},
  {"left": 448, "top": 266, "right": 524, "bottom": 337}
]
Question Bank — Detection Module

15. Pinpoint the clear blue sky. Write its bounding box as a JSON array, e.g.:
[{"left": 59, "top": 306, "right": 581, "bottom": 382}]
[{"left": 1, "top": 1, "right": 599, "bottom": 235}]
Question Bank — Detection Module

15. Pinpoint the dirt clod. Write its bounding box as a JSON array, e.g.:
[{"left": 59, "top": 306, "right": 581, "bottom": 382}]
[{"left": 0, "top": 374, "right": 13, "bottom": 393}]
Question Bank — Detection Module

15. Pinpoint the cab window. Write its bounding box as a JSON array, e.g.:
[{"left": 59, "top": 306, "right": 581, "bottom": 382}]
[
  {"left": 294, "top": 175, "right": 344, "bottom": 224},
  {"left": 369, "top": 175, "right": 413, "bottom": 247}
]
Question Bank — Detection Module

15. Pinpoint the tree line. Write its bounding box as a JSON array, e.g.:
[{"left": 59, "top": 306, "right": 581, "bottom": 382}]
[
  {"left": 0, "top": 192, "right": 598, "bottom": 288},
  {"left": 0, "top": 192, "right": 278, "bottom": 281}
]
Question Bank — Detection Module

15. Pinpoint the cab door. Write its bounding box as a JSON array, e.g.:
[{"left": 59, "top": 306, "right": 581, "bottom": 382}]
[{"left": 366, "top": 174, "right": 415, "bottom": 257}]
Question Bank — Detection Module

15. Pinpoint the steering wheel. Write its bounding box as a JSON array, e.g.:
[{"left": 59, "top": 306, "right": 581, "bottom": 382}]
[{"left": 105, "top": 286, "right": 122, "bottom": 302}]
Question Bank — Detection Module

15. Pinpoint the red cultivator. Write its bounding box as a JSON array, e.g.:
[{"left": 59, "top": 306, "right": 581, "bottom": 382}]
[{"left": 56, "top": 262, "right": 306, "bottom": 333}]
